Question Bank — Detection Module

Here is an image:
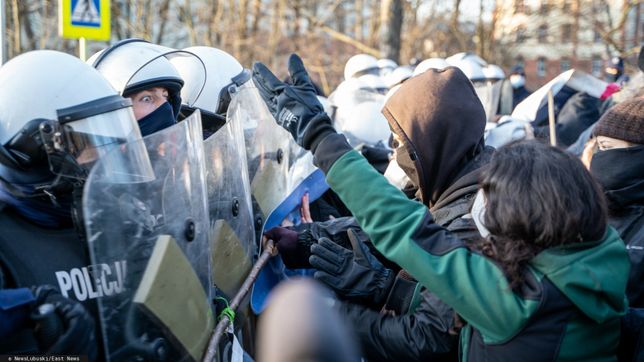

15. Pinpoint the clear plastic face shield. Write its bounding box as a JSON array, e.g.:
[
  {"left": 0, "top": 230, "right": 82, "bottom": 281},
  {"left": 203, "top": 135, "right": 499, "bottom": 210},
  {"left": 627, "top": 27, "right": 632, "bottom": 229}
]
[
  {"left": 334, "top": 89, "right": 391, "bottom": 147},
  {"left": 39, "top": 95, "right": 153, "bottom": 183},
  {"left": 472, "top": 79, "right": 503, "bottom": 123}
]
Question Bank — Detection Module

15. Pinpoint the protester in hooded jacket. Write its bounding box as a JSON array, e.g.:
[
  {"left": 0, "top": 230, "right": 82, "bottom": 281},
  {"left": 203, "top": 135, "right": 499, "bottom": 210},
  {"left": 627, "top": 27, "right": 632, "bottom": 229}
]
[
  {"left": 253, "top": 56, "right": 629, "bottom": 361},
  {"left": 265, "top": 73, "right": 494, "bottom": 360},
  {"left": 587, "top": 98, "right": 644, "bottom": 308}
]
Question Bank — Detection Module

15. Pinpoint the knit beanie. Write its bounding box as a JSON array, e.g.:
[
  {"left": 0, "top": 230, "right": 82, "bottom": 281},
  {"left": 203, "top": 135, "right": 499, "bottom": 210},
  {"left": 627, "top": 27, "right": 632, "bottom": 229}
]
[{"left": 593, "top": 98, "right": 644, "bottom": 144}]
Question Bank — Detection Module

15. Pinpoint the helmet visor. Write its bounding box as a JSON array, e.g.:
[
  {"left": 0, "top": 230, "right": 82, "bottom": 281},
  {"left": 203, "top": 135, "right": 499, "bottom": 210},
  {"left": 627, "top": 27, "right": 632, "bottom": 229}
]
[{"left": 41, "top": 95, "right": 153, "bottom": 182}]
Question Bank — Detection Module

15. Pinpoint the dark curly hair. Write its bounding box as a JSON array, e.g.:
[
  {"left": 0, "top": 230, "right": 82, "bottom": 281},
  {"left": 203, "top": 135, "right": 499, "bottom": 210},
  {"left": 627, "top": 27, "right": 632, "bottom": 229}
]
[{"left": 479, "top": 141, "right": 608, "bottom": 290}]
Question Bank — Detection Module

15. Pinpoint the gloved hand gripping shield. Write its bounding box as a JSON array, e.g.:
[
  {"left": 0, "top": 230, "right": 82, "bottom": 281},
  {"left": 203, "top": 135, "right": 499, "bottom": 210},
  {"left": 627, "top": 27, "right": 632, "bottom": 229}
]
[{"left": 83, "top": 111, "right": 213, "bottom": 361}]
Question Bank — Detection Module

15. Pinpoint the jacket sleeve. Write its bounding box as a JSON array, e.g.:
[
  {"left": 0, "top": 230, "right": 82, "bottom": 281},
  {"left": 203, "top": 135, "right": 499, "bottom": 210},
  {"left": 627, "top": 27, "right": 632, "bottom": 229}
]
[
  {"left": 339, "top": 290, "right": 458, "bottom": 362},
  {"left": 318, "top": 146, "right": 540, "bottom": 343}
]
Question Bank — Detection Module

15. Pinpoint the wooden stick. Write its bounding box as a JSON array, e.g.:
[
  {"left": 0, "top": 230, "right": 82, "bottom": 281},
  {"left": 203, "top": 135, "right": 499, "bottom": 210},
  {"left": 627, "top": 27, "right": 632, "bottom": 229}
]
[
  {"left": 547, "top": 90, "right": 557, "bottom": 147},
  {"left": 202, "top": 239, "right": 276, "bottom": 362}
]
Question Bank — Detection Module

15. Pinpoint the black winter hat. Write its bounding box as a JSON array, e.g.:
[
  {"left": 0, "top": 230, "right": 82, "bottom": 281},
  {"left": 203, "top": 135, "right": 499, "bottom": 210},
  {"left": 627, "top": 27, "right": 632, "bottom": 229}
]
[{"left": 593, "top": 98, "right": 644, "bottom": 144}]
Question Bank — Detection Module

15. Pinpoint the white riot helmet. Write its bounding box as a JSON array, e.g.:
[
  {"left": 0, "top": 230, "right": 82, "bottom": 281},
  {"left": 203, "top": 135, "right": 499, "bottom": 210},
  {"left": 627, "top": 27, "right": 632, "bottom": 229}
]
[
  {"left": 413, "top": 58, "right": 449, "bottom": 77},
  {"left": 483, "top": 64, "right": 505, "bottom": 81},
  {"left": 172, "top": 46, "right": 250, "bottom": 126},
  {"left": 377, "top": 58, "right": 398, "bottom": 76},
  {"left": 332, "top": 79, "right": 391, "bottom": 146},
  {"left": 446, "top": 52, "right": 488, "bottom": 68},
  {"left": 0, "top": 50, "right": 146, "bottom": 189},
  {"left": 358, "top": 74, "right": 389, "bottom": 95},
  {"left": 385, "top": 66, "right": 413, "bottom": 88},
  {"left": 446, "top": 56, "right": 487, "bottom": 82},
  {"left": 89, "top": 39, "right": 205, "bottom": 135},
  {"left": 344, "top": 54, "right": 380, "bottom": 80}
]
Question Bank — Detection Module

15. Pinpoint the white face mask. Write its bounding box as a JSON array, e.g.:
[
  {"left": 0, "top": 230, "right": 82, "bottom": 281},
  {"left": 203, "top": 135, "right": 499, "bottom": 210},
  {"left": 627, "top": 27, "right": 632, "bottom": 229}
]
[
  {"left": 384, "top": 158, "right": 411, "bottom": 190},
  {"left": 509, "top": 74, "right": 525, "bottom": 89},
  {"left": 470, "top": 189, "right": 490, "bottom": 238}
]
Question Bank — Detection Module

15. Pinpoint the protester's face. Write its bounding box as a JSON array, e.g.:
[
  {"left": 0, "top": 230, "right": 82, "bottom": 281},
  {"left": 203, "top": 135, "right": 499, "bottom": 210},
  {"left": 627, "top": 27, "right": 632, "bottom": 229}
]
[
  {"left": 130, "top": 87, "right": 170, "bottom": 121},
  {"left": 595, "top": 136, "right": 633, "bottom": 151}
]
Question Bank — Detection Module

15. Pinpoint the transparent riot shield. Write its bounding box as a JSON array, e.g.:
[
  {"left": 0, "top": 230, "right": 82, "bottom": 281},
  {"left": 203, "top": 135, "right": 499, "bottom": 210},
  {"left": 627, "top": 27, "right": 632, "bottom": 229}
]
[
  {"left": 473, "top": 79, "right": 503, "bottom": 123},
  {"left": 228, "top": 83, "right": 330, "bottom": 314},
  {"left": 203, "top": 110, "right": 255, "bottom": 300},
  {"left": 228, "top": 82, "right": 292, "bottom": 239},
  {"left": 84, "top": 111, "right": 212, "bottom": 361}
]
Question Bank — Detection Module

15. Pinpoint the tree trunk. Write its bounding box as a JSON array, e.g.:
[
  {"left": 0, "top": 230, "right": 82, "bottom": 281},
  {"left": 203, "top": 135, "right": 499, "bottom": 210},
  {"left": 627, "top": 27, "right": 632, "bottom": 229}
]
[
  {"left": 334, "top": 2, "right": 345, "bottom": 34},
  {"left": 355, "top": 0, "right": 364, "bottom": 42},
  {"left": 379, "top": 0, "right": 403, "bottom": 62},
  {"left": 154, "top": 0, "right": 172, "bottom": 44},
  {"left": 10, "top": 0, "right": 20, "bottom": 57},
  {"left": 368, "top": 0, "right": 381, "bottom": 48}
]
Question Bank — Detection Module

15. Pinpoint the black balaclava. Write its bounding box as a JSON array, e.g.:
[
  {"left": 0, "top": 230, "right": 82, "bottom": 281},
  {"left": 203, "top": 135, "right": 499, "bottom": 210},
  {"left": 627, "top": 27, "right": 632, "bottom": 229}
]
[
  {"left": 590, "top": 145, "right": 644, "bottom": 210},
  {"left": 137, "top": 101, "right": 176, "bottom": 137}
]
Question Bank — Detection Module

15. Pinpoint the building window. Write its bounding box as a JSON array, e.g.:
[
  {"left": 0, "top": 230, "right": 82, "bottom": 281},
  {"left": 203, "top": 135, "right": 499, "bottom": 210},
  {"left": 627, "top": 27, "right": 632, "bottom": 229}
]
[
  {"left": 594, "top": 29, "right": 602, "bottom": 43},
  {"left": 540, "top": 0, "right": 550, "bottom": 15},
  {"left": 515, "top": 57, "right": 525, "bottom": 69},
  {"left": 561, "top": 24, "right": 572, "bottom": 43},
  {"left": 538, "top": 24, "right": 548, "bottom": 43},
  {"left": 592, "top": 57, "right": 602, "bottom": 77},
  {"left": 516, "top": 26, "right": 527, "bottom": 42},
  {"left": 562, "top": 0, "right": 572, "bottom": 11},
  {"left": 537, "top": 57, "right": 547, "bottom": 78},
  {"left": 514, "top": 0, "right": 525, "bottom": 14},
  {"left": 560, "top": 59, "right": 571, "bottom": 72}
]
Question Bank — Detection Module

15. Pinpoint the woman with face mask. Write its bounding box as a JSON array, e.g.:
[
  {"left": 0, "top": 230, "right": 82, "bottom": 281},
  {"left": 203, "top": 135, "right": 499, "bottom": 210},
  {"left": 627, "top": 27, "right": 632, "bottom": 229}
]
[{"left": 587, "top": 98, "right": 644, "bottom": 308}]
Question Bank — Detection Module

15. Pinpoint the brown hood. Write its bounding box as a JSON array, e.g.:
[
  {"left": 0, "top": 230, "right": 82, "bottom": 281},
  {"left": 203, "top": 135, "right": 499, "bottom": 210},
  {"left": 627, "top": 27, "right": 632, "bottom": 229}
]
[{"left": 382, "top": 67, "right": 486, "bottom": 206}]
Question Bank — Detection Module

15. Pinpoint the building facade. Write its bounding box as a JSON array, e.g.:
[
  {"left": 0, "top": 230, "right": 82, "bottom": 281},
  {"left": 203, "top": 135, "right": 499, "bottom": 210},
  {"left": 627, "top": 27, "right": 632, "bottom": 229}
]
[{"left": 495, "top": 0, "right": 642, "bottom": 88}]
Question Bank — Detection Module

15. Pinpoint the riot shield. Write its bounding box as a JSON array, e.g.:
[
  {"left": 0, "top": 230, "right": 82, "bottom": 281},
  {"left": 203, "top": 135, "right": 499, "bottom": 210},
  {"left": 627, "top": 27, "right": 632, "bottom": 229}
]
[
  {"left": 473, "top": 79, "right": 503, "bottom": 123},
  {"left": 84, "top": 111, "right": 213, "bottom": 361},
  {"left": 227, "top": 83, "right": 330, "bottom": 314},
  {"left": 202, "top": 110, "right": 255, "bottom": 300},
  {"left": 229, "top": 82, "right": 291, "bottom": 234}
]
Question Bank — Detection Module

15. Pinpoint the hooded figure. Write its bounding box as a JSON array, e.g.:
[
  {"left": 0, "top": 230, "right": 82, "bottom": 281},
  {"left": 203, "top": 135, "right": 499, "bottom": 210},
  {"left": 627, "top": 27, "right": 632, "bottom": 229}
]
[{"left": 383, "top": 67, "right": 488, "bottom": 208}]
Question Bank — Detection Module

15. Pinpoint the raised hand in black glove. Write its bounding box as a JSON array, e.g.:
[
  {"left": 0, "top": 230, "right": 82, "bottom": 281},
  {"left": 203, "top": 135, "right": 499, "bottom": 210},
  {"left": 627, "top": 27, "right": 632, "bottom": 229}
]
[
  {"left": 31, "top": 285, "right": 98, "bottom": 360},
  {"left": 252, "top": 54, "right": 336, "bottom": 151},
  {"left": 309, "top": 229, "right": 395, "bottom": 307},
  {"left": 264, "top": 226, "right": 312, "bottom": 269}
]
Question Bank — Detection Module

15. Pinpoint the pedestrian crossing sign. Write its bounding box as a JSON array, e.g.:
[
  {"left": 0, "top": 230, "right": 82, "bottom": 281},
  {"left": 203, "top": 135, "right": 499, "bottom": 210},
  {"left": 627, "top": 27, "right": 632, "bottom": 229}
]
[{"left": 59, "top": 0, "right": 111, "bottom": 41}]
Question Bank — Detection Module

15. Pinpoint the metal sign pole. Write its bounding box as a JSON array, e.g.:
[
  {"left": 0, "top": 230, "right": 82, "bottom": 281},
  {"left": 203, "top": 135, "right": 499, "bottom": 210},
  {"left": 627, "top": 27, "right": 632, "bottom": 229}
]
[
  {"left": 0, "top": 0, "right": 5, "bottom": 65},
  {"left": 79, "top": 37, "right": 86, "bottom": 61}
]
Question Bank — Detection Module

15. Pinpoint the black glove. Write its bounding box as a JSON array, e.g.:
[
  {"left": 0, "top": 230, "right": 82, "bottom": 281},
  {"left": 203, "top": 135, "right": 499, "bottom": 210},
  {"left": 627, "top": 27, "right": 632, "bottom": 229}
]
[
  {"left": 252, "top": 54, "right": 336, "bottom": 151},
  {"left": 264, "top": 226, "right": 313, "bottom": 269},
  {"left": 31, "top": 285, "right": 98, "bottom": 360},
  {"left": 309, "top": 229, "right": 395, "bottom": 306}
]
